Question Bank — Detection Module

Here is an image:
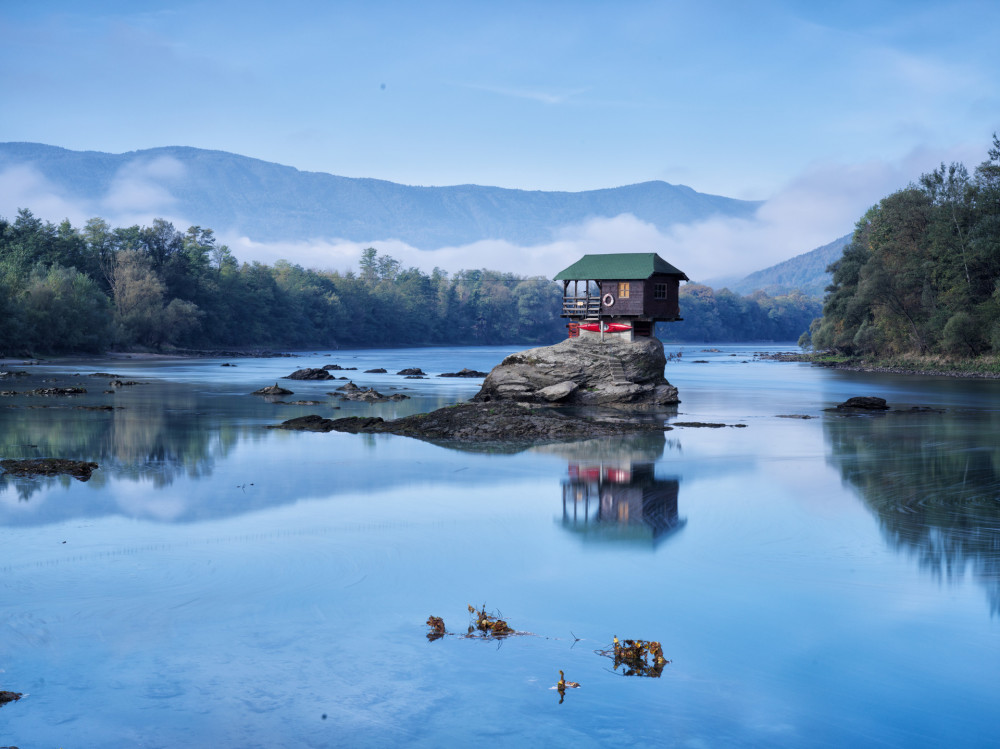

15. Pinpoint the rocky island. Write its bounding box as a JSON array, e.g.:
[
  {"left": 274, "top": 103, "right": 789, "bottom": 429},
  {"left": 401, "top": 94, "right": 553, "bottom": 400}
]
[
  {"left": 474, "top": 335, "right": 678, "bottom": 407},
  {"left": 272, "top": 335, "right": 679, "bottom": 445}
]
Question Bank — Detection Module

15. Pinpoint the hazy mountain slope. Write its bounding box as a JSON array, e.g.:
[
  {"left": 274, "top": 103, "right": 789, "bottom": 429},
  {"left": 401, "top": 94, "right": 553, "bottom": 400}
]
[
  {"left": 0, "top": 142, "right": 762, "bottom": 247},
  {"left": 728, "top": 233, "right": 852, "bottom": 298}
]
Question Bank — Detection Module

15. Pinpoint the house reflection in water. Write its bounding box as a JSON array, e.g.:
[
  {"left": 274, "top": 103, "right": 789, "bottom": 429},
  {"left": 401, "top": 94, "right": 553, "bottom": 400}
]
[{"left": 561, "top": 461, "right": 684, "bottom": 547}]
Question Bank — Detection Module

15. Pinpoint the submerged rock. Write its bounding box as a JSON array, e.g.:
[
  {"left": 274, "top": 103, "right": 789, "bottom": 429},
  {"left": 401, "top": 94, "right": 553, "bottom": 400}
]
[
  {"left": 439, "top": 368, "right": 489, "bottom": 378},
  {"left": 284, "top": 368, "right": 334, "bottom": 380},
  {"left": 269, "top": 414, "right": 339, "bottom": 432},
  {"left": 30, "top": 386, "right": 86, "bottom": 396},
  {"left": 252, "top": 383, "right": 294, "bottom": 396},
  {"left": 474, "top": 336, "right": 679, "bottom": 408},
  {"left": 276, "top": 401, "right": 670, "bottom": 446},
  {"left": 337, "top": 387, "right": 410, "bottom": 402},
  {"left": 0, "top": 690, "right": 23, "bottom": 707},
  {"left": 1, "top": 458, "right": 99, "bottom": 481},
  {"left": 834, "top": 396, "right": 890, "bottom": 411}
]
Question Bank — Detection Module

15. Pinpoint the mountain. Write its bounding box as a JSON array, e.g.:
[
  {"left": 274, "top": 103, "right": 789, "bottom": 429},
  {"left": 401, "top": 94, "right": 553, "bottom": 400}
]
[
  {"left": 727, "top": 233, "right": 852, "bottom": 298},
  {"left": 0, "top": 142, "right": 762, "bottom": 248}
]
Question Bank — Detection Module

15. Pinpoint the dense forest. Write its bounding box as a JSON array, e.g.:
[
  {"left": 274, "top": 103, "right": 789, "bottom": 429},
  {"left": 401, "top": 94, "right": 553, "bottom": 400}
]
[
  {"left": 804, "top": 134, "right": 1000, "bottom": 358},
  {"left": 0, "top": 211, "right": 567, "bottom": 353},
  {"left": 659, "top": 284, "right": 821, "bottom": 343},
  {"left": 0, "top": 208, "right": 819, "bottom": 355}
]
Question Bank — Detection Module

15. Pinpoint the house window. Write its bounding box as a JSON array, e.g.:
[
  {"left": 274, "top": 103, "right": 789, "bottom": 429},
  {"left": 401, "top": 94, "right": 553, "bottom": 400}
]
[
  {"left": 654, "top": 283, "right": 667, "bottom": 300},
  {"left": 618, "top": 282, "right": 630, "bottom": 299}
]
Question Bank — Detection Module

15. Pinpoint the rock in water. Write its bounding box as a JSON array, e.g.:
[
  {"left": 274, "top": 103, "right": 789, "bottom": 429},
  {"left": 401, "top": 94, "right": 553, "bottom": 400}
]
[
  {"left": 284, "top": 368, "right": 334, "bottom": 380},
  {"left": 1, "top": 458, "right": 99, "bottom": 481},
  {"left": 474, "top": 336, "right": 679, "bottom": 407},
  {"left": 252, "top": 383, "right": 294, "bottom": 395},
  {"left": 835, "top": 396, "right": 889, "bottom": 410}
]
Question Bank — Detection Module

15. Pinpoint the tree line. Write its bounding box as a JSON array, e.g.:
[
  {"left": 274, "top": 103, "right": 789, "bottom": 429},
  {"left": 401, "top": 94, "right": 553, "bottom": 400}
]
[
  {"left": 658, "top": 284, "right": 821, "bottom": 342},
  {"left": 804, "top": 134, "right": 1000, "bottom": 357},
  {"left": 0, "top": 212, "right": 567, "bottom": 354},
  {"left": 0, "top": 209, "right": 824, "bottom": 355}
]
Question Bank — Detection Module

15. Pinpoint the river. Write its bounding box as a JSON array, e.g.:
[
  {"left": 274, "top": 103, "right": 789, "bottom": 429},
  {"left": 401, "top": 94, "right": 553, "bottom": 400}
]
[{"left": 1, "top": 343, "right": 998, "bottom": 748}]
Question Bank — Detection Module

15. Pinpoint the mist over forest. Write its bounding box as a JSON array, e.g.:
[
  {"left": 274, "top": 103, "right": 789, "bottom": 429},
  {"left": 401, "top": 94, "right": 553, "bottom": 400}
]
[
  {"left": 0, "top": 208, "right": 821, "bottom": 355},
  {"left": 11, "top": 135, "right": 997, "bottom": 358}
]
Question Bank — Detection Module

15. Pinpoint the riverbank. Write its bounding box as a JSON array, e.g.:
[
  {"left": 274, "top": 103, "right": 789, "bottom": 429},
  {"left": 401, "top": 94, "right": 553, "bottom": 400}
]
[{"left": 756, "top": 351, "right": 1000, "bottom": 379}]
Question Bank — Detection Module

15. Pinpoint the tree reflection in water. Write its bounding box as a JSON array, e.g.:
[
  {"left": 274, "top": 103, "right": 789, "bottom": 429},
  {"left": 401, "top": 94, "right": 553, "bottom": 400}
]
[
  {"left": 824, "top": 409, "right": 1000, "bottom": 615},
  {"left": 0, "top": 382, "right": 245, "bottom": 502}
]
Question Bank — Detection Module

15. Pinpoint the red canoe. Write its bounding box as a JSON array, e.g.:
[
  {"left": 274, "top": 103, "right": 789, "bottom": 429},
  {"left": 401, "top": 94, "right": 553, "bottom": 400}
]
[{"left": 578, "top": 323, "right": 632, "bottom": 333}]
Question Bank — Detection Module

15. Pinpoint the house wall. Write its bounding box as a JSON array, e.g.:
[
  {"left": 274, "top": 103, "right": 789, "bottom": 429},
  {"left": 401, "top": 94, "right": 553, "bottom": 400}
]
[{"left": 598, "top": 275, "right": 681, "bottom": 320}]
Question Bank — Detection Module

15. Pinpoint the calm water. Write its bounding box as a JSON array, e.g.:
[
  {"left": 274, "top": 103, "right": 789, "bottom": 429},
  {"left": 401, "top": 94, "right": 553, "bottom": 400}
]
[{"left": 1, "top": 344, "right": 998, "bottom": 748}]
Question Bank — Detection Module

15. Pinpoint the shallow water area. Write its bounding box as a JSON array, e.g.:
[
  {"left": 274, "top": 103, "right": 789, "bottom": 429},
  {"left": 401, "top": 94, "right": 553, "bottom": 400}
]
[{"left": 1, "top": 343, "right": 998, "bottom": 747}]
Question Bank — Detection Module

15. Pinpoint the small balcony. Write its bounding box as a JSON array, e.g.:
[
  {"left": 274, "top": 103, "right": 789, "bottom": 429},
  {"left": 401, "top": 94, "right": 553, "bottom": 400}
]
[{"left": 561, "top": 295, "right": 602, "bottom": 319}]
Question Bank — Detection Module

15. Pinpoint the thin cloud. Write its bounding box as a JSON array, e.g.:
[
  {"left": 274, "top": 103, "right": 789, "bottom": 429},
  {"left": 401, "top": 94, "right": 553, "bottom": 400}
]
[
  {"left": 457, "top": 82, "right": 589, "bottom": 105},
  {"left": 102, "top": 155, "right": 186, "bottom": 216},
  {"left": 224, "top": 144, "right": 984, "bottom": 284},
  {"left": 0, "top": 163, "right": 89, "bottom": 224}
]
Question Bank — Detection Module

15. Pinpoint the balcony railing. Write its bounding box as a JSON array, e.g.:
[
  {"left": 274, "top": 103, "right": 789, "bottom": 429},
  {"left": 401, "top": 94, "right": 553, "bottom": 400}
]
[{"left": 561, "top": 295, "right": 602, "bottom": 318}]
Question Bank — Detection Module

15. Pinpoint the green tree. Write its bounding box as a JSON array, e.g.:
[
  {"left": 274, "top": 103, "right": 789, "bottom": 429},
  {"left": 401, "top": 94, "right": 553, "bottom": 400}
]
[{"left": 21, "top": 264, "right": 111, "bottom": 352}]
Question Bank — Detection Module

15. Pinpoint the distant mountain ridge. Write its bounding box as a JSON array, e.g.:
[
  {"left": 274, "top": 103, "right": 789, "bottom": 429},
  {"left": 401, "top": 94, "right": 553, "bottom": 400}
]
[
  {"left": 728, "top": 234, "right": 851, "bottom": 299},
  {"left": 0, "top": 142, "right": 762, "bottom": 248}
]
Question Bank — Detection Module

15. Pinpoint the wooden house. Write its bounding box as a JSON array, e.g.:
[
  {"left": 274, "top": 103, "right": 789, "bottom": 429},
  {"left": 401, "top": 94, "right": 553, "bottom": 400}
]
[{"left": 554, "top": 252, "right": 689, "bottom": 338}]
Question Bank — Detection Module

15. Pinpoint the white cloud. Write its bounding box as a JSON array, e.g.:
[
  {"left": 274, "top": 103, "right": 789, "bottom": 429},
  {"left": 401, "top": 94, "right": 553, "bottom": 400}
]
[
  {"left": 0, "top": 164, "right": 92, "bottom": 224},
  {"left": 224, "top": 141, "right": 985, "bottom": 284},
  {"left": 101, "top": 155, "right": 185, "bottom": 217},
  {"left": 456, "top": 82, "right": 589, "bottom": 105},
  {"left": 0, "top": 156, "right": 190, "bottom": 230}
]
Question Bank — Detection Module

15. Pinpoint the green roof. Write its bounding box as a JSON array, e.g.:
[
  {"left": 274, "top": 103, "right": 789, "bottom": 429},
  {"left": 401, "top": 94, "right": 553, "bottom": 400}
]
[{"left": 554, "top": 253, "right": 689, "bottom": 281}]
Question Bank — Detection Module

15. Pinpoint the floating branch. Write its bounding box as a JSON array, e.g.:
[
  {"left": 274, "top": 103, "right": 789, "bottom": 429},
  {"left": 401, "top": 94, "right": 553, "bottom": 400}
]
[
  {"left": 466, "top": 603, "right": 515, "bottom": 637},
  {"left": 596, "top": 636, "right": 671, "bottom": 678},
  {"left": 426, "top": 615, "right": 447, "bottom": 641}
]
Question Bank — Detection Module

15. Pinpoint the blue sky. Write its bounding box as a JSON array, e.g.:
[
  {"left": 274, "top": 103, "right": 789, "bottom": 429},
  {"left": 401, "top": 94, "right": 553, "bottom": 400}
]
[{"left": 2, "top": 0, "right": 999, "bottom": 279}]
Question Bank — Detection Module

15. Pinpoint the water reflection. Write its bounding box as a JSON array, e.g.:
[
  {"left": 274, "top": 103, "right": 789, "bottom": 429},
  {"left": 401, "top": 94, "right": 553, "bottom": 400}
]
[
  {"left": 0, "top": 385, "right": 245, "bottom": 502},
  {"left": 539, "top": 433, "right": 685, "bottom": 546},
  {"left": 823, "top": 409, "right": 1000, "bottom": 614}
]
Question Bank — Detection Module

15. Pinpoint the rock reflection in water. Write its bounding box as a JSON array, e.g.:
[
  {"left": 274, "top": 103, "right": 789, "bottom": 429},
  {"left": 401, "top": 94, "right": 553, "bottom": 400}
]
[
  {"left": 541, "top": 433, "right": 685, "bottom": 546},
  {"left": 824, "top": 409, "right": 1000, "bottom": 614}
]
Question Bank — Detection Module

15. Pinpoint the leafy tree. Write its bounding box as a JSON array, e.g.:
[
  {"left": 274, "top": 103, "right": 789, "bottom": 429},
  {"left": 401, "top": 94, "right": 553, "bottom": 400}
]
[
  {"left": 807, "top": 134, "right": 1000, "bottom": 358},
  {"left": 21, "top": 264, "right": 111, "bottom": 352}
]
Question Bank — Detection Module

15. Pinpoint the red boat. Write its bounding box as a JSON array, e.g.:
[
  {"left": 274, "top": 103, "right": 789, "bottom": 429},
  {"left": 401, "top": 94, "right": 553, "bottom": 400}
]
[{"left": 578, "top": 323, "right": 632, "bottom": 333}]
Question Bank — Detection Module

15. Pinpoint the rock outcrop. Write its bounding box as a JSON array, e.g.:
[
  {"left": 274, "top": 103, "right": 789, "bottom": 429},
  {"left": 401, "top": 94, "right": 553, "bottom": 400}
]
[
  {"left": 252, "top": 383, "right": 294, "bottom": 395},
  {"left": 439, "top": 368, "right": 489, "bottom": 378},
  {"left": 271, "top": 402, "right": 669, "bottom": 445},
  {"left": 473, "top": 336, "right": 679, "bottom": 408},
  {"left": 284, "top": 368, "right": 334, "bottom": 380},
  {"left": 834, "top": 396, "right": 890, "bottom": 411}
]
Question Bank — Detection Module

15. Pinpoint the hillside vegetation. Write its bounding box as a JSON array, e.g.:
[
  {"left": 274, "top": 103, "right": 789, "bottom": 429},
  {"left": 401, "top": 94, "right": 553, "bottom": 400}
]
[
  {"left": 804, "top": 135, "right": 1000, "bottom": 361},
  {"left": 659, "top": 285, "right": 821, "bottom": 343},
  {"left": 729, "top": 234, "right": 850, "bottom": 298}
]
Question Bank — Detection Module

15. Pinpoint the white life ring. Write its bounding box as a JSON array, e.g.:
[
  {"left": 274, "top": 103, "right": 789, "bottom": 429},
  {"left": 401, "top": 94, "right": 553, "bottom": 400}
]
[{"left": 602, "top": 293, "right": 615, "bottom": 307}]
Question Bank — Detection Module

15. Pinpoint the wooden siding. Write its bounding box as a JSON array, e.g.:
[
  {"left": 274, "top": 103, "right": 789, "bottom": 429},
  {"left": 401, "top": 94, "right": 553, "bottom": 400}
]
[{"left": 596, "top": 274, "right": 681, "bottom": 320}]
